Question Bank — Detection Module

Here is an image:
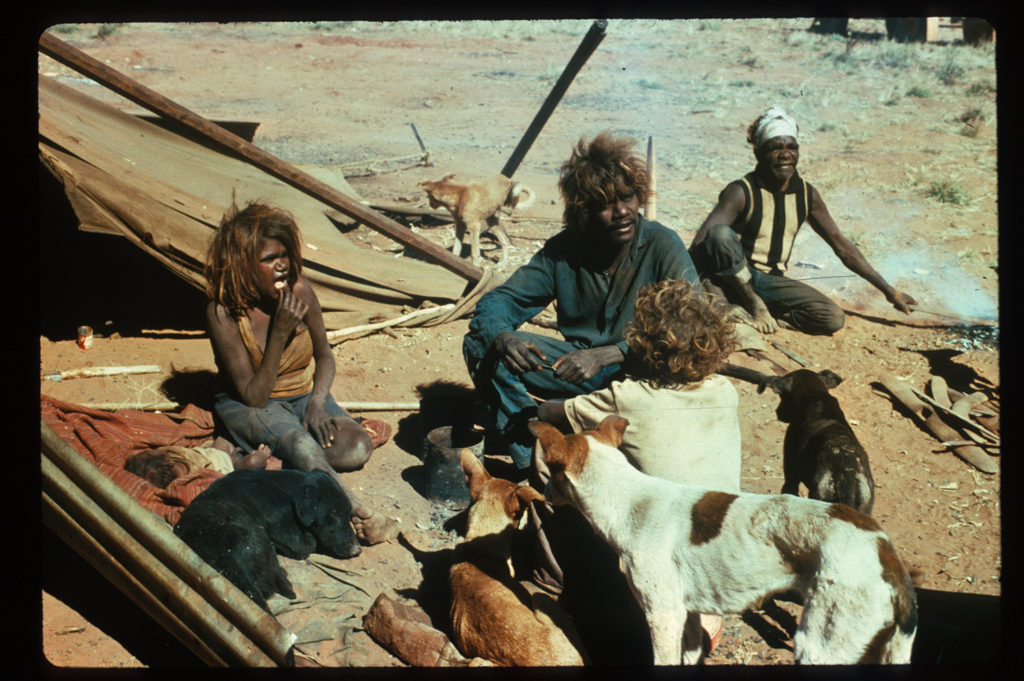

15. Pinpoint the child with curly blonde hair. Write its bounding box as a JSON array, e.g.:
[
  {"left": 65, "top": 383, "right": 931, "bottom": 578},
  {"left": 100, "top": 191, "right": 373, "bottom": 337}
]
[
  {"left": 536, "top": 278, "right": 741, "bottom": 490},
  {"left": 530, "top": 279, "right": 740, "bottom": 657}
]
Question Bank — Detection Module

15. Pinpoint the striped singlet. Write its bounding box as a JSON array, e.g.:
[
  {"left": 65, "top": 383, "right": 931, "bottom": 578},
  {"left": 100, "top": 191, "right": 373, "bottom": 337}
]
[{"left": 733, "top": 170, "right": 812, "bottom": 274}]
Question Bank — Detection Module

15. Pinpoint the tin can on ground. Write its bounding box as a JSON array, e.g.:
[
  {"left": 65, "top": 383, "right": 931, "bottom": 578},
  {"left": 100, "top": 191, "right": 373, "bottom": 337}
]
[
  {"left": 77, "top": 326, "right": 93, "bottom": 350},
  {"left": 424, "top": 425, "right": 485, "bottom": 509}
]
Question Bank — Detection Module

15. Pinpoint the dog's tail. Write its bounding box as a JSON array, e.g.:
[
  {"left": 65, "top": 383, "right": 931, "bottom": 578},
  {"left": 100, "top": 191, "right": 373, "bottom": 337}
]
[{"left": 509, "top": 183, "right": 535, "bottom": 210}]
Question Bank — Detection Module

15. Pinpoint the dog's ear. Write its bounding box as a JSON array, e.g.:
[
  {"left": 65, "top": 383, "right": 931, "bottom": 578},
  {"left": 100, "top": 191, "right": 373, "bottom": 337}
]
[
  {"left": 528, "top": 421, "right": 567, "bottom": 468},
  {"left": 818, "top": 369, "right": 843, "bottom": 389},
  {"left": 515, "top": 484, "right": 545, "bottom": 507},
  {"left": 596, "top": 415, "right": 628, "bottom": 448},
  {"left": 460, "top": 449, "right": 489, "bottom": 502},
  {"left": 294, "top": 479, "right": 321, "bottom": 528},
  {"left": 505, "top": 484, "right": 545, "bottom": 528},
  {"left": 441, "top": 173, "right": 456, "bottom": 182},
  {"left": 761, "top": 375, "right": 788, "bottom": 395}
]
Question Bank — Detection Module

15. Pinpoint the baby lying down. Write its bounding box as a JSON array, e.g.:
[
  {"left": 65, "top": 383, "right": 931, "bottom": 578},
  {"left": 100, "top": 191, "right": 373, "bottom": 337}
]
[{"left": 124, "top": 436, "right": 270, "bottom": 488}]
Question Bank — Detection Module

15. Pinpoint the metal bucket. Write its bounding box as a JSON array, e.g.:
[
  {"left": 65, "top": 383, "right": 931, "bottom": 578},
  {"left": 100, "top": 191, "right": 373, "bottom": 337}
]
[{"left": 424, "top": 426, "right": 484, "bottom": 509}]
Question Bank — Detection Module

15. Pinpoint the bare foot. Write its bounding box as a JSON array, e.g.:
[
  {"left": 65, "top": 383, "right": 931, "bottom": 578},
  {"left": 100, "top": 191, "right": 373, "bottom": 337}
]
[
  {"left": 722, "top": 275, "right": 779, "bottom": 334},
  {"left": 748, "top": 306, "right": 780, "bottom": 334},
  {"left": 351, "top": 507, "right": 399, "bottom": 545},
  {"left": 726, "top": 304, "right": 779, "bottom": 334},
  {"left": 239, "top": 443, "right": 271, "bottom": 470}
]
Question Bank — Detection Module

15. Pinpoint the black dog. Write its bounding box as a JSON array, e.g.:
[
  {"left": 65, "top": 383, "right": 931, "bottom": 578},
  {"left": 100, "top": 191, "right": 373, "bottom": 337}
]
[
  {"left": 761, "top": 369, "right": 875, "bottom": 515},
  {"left": 174, "top": 469, "right": 362, "bottom": 611}
]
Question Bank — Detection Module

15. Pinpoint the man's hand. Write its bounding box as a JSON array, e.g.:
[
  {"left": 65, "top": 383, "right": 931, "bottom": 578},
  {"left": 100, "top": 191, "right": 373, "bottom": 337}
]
[
  {"left": 887, "top": 289, "right": 918, "bottom": 315},
  {"left": 303, "top": 402, "right": 338, "bottom": 448},
  {"left": 553, "top": 347, "right": 621, "bottom": 385},
  {"left": 494, "top": 333, "right": 547, "bottom": 374}
]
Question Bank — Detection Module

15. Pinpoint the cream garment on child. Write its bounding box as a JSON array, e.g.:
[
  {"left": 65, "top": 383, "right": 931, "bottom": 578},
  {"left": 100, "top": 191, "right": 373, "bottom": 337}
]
[{"left": 563, "top": 374, "right": 741, "bottom": 491}]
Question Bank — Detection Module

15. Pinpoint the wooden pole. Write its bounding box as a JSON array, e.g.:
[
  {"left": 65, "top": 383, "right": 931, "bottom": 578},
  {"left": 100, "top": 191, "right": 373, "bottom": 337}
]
[
  {"left": 877, "top": 376, "right": 998, "bottom": 474},
  {"left": 41, "top": 424, "right": 297, "bottom": 665},
  {"left": 42, "top": 459, "right": 278, "bottom": 666},
  {"left": 43, "top": 365, "right": 163, "bottom": 381},
  {"left": 645, "top": 136, "right": 657, "bottom": 221},
  {"left": 326, "top": 304, "right": 457, "bottom": 343},
  {"left": 38, "top": 32, "right": 482, "bottom": 284},
  {"left": 500, "top": 20, "right": 607, "bottom": 179}
]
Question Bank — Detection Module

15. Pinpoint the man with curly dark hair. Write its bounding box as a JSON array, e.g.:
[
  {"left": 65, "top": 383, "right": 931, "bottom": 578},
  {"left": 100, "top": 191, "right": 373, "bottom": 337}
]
[
  {"left": 463, "top": 132, "right": 699, "bottom": 470},
  {"left": 690, "top": 106, "right": 916, "bottom": 335}
]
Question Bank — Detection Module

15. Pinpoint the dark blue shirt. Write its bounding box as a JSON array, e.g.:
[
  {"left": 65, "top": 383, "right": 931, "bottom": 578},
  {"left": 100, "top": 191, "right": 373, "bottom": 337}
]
[{"left": 465, "top": 217, "right": 698, "bottom": 359}]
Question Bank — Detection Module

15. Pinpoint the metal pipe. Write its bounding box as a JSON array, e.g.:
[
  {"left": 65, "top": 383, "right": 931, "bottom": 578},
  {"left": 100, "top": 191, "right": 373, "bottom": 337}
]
[
  {"left": 41, "top": 423, "right": 295, "bottom": 665},
  {"left": 42, "top": 457, "right": 274, "bottom": 666},
  {"left": 500, "top": 20, "right": 608, "bottom": 179},
  {"left": 42, "top": 490, "right": 228, "bottom": 667},
  {"left": 37, "top": 31, "right": 482, "bottom": 285}
]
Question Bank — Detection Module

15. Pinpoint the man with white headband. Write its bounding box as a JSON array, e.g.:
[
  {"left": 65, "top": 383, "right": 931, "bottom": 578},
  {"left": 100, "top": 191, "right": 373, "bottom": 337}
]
[{"left": 689, "top": 107, "right": 916, "bottom": 334}]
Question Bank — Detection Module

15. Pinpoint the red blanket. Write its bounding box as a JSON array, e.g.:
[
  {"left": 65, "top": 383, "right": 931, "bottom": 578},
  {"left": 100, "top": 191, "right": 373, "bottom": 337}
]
[
  {"left": 40, "top": 395, "right": 281, "bottom": 525},
  {"left": 40, "top": 395, "right": 393, "bottom": 526}
]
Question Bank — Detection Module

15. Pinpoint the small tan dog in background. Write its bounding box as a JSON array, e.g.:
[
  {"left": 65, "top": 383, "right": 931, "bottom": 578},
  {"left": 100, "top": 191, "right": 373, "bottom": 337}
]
[
  {"left": 419, "top": 173, "right": 535, "bottom": 265},
  {"left": 448, "top": 450, "right": 587, "bottom": 666}
]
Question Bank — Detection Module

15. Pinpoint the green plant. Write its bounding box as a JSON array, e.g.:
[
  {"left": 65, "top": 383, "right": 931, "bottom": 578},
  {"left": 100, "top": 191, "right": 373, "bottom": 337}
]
[
  {"left": 937, "top": 59, "right": 965, "bottom": 86},
  {"left": 50, "top": 24, "right": 80, "bottom": 35},
  {"left": 872, "top": 42, "right": 916, "bottom": 70},
  {"left": 728, "top": 80, "right": 756, "bottom": 88},
  {"left": 958, "top": 108, "right": 986, "bottom": 137},
  {"left": 636, "top": 79, "right": 666, "bottom": 90},
  {"left": 956, "top": 248, "right": 978, "bottom": 264},
  {"left": 966, "top": 80, "right": 996, "bottom": 96},
  {"left": 906, "top": 85, "right": 932, "bottom": 98},
  {"left": 95, "top": 23, "right": 124, "bottom": 39},
  {"left": 927, "top": 180, "right": 971, "bottom": 205}
]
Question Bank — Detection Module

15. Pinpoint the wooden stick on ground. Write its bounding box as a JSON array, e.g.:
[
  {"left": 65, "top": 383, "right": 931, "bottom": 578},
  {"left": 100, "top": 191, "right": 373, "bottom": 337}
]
[
  {"left": 770, "top": 341, "right": 811, "bottom": 367},
  {"left": 878, "top": 375, "right": 998, "bottom": 474},
  {"left": 43, "top": 365, "right": 163, "bottom": 381},
  {"left": 80, "top": 400, "right": 422, "bottom": 412},
  {"left": 907, "top": 385, "right": 1000, "bottom": 443},
  {"left": 326, "top": 305, "right": 456, "bottom": 343}
]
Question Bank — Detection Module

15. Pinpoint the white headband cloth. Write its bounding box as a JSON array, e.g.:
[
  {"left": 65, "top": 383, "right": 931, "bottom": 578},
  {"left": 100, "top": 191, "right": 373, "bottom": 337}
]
[{"left": 753, "top": 107, "right": 798, "bottom": 147}]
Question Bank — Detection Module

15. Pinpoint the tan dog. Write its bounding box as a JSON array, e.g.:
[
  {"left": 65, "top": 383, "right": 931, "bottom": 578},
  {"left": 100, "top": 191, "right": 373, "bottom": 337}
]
[
  {"left": 529, "top": 416, "right": 917, "bottom": 665},
  {"left": 419, "top": 173, "right": 534, "bottom": 265},
  {"left": 448, "top": 450, "right": 587, "bottom": 666}
]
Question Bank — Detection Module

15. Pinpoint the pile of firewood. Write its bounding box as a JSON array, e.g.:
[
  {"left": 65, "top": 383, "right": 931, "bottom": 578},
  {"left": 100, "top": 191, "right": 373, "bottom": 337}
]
[{"left": 877, "top": 373, "right": 999, "bottom": 474}]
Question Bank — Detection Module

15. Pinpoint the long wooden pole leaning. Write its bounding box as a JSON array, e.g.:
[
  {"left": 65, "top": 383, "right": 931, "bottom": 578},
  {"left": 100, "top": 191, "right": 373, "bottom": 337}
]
[
  {"left": 645, "top": 136, "right": 657, "bottom": 220},
  {"left": 37, "top": 32, "right": 482, "bottom": 284},
  {"left": 500, "top": 20, "right": 607, "bottom": 179}
]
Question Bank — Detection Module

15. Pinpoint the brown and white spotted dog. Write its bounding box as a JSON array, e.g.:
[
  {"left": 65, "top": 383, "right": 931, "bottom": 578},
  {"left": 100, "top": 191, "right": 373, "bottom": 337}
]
[
  {"left": 761, "top": 369, "right": 875, "bottom": 515},
  {"left": 529, "top": 416, "right": 917, "bottom": 665}
]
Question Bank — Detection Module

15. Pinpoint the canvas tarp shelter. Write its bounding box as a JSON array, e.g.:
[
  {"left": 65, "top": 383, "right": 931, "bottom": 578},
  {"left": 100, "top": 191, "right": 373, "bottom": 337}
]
[{"left": 38, "top": 74, "right": 487, "bottom": 332}]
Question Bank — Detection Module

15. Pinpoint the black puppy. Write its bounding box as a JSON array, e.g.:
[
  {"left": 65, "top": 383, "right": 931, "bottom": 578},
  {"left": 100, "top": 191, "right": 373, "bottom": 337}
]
[
  {"left": 174, "top": 469, "right": 361, "bottom": 611},
  {"left": 761, "top": 369, "right": 875, "bottom": 515}
]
